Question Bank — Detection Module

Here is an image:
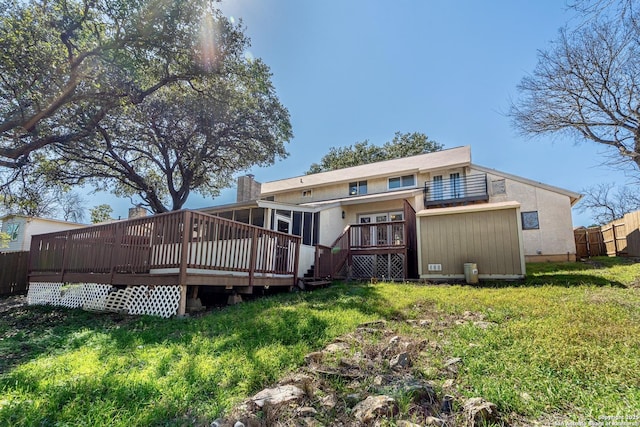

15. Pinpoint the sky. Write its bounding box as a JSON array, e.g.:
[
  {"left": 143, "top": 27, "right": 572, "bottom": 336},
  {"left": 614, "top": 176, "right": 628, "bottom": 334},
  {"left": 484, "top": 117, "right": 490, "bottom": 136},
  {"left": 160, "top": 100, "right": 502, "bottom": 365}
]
[{"left": 101, "top": 0, "right": 632, "bottom": 226}]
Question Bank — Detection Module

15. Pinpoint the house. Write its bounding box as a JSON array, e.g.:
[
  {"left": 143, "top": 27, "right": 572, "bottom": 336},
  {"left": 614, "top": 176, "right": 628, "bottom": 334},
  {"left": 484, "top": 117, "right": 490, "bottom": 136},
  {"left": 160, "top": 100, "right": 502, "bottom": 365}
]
[
  {"left": 201, "top": 146, "right": 580, "bottom": 281},
  {"left": 0, "top": 214, "right": 87, "bottom": 253},
  {"left": 25, "top": 145, "right": 581, "bottom": 317}
]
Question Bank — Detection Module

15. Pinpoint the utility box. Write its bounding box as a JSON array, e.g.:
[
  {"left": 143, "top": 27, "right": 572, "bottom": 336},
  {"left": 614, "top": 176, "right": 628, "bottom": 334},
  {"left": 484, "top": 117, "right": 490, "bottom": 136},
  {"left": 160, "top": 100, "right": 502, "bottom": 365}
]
[{"left": 464, "top": 263, "right": 479, "bottom": 284}]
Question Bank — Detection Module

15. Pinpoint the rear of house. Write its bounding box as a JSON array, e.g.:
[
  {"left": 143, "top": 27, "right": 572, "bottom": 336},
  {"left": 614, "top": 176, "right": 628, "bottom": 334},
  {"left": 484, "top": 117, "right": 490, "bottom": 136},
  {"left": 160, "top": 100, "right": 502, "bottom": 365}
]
[{"left": 207, "top": 146, "right": 580, "bottom": 281}]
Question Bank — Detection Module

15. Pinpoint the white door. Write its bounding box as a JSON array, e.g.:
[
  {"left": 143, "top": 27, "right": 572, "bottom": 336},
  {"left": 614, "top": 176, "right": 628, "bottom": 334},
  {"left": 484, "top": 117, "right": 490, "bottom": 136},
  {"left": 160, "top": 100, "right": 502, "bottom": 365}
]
[{"left": 275, "top": 214, "right": 291, "bottom": 234}]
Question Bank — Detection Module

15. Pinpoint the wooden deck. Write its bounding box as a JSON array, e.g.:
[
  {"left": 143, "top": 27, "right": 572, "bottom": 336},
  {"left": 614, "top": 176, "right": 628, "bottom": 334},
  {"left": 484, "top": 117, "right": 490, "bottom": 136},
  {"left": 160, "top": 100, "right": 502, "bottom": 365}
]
[
  {"left": 314, "top": 200, "right": 418, "bottom": 280},
  {"left": 28, "top": 210, "right": 300, "bottom": 314}
]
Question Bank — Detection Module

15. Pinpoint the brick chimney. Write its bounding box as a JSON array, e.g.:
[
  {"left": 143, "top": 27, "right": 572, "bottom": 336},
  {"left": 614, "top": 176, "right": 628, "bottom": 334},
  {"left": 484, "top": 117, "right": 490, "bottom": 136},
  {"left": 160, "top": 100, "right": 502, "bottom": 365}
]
[
  {"left": 128, "top": 205, "right": 147, "bottom": 219},
  {"left": 236, "top": 174, "right": 262, "bottom": 202}
]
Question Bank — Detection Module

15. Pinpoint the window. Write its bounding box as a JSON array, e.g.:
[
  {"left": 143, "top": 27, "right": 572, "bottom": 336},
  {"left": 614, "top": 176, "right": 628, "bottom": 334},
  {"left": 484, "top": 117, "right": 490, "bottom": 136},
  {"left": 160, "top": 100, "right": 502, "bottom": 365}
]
[
  {"left": 388, "top": 175, "right": 416, "bottom": 190},
  {"left": 302, "top": 190, "right": 312, "bottom": 198},
  {"left": 349, "top": 181, "right": 367, "bottom": 196},
  {"left": 450, "top": 173, "right": 461, "bottom": 198},
  {"left": 6, "top": 223, "right": 19, "bottom": 241},
  {"left": 432, "top": 175, "right": 443, "bottom": 200},
  {"left": 521, "top": 211, "right": 540, "bottom": 230}
]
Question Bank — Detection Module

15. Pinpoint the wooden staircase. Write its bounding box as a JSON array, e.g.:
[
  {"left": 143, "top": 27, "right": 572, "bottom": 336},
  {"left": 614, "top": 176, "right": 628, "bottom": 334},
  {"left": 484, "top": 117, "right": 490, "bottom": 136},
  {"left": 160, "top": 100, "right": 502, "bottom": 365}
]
[{"left": 297, "top": 264, "right": 332, "bottom": 290}]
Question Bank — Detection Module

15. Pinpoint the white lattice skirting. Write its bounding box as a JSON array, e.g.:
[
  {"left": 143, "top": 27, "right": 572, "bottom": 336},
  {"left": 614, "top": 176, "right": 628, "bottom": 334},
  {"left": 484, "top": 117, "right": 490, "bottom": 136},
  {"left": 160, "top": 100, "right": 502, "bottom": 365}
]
[{"left": 28, "top": 282, "right": 181, "bottom": 318}]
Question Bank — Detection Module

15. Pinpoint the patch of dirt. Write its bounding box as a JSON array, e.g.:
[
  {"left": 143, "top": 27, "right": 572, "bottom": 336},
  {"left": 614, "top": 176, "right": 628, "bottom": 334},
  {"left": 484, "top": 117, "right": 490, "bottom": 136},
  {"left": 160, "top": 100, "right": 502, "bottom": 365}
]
[
  {"left": 213, "top": 312, "right": 512, "bottom": 427},
  {"left": 0, "top": 293, "right": 26, "bottom": 314}
]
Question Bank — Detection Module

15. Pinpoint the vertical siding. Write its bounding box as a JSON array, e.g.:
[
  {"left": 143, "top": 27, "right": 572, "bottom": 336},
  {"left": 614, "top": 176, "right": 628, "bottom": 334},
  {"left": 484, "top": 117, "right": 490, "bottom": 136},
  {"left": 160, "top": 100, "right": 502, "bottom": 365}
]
[{"left": 419, "top": 208, "right": 523, "bottom": 276}]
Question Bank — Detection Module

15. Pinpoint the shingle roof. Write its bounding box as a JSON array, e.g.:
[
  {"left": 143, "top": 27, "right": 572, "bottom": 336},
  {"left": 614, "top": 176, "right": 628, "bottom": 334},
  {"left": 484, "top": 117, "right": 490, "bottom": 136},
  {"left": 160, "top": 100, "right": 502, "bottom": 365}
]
[{"left": 261, "top": 146, "right": 471, "bottom": 195}]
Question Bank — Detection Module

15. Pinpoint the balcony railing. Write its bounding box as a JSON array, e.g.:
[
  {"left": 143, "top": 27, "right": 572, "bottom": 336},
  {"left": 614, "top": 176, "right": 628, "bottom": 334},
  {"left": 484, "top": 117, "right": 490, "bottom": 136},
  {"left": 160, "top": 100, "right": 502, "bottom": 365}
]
[{"left": 423, "top": 174, "right": 488, "bottom": 208}]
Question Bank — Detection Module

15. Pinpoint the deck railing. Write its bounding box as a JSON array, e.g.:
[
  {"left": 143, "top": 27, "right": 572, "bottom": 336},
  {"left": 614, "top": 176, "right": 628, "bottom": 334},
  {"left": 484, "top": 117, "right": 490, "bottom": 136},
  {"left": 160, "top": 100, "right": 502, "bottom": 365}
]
[
  {"left": 315, "top": 227, "right": 350, "bottom": 279},
  {"left": 349, "top": 222, "right": 405, "bottom": 249},
  {"left": 29, "top": 210, "right": 300, "bottom": 282},
  {"left": 423, "top": 173, "right": 488, "bottom": 207}
]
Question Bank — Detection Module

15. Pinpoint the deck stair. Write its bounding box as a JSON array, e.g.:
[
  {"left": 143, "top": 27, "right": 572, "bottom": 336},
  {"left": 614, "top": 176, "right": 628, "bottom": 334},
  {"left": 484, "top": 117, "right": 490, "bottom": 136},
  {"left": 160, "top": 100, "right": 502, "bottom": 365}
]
[{"left": 298, "top": 265, "right": 332, "bottom": 290}]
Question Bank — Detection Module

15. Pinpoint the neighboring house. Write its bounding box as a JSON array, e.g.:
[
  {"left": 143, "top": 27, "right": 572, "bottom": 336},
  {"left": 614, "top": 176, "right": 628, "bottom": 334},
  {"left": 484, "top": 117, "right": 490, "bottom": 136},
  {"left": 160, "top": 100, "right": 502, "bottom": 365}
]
[
  {"left": 0, "top": 214, "right": 87, "bottom": 253},
  {"left": 201, "top": 146, "right": 581, "bottom": 281}
]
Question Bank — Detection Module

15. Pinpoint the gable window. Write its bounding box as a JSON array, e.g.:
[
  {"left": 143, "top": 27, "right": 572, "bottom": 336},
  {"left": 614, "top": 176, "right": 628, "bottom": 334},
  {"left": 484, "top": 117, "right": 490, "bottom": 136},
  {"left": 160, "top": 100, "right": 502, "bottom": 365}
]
[
  {"left": 349, "top": 181, "right": 367, "bottom": 196},
  {"left": 388, "top": 174, "right": 415, "bottom": 190},
  {"left": 302, "top": 190, "right": 312, "bottom": 198},
  {"left": 521, "top": 211, "right": 540, "bottom": 230}
]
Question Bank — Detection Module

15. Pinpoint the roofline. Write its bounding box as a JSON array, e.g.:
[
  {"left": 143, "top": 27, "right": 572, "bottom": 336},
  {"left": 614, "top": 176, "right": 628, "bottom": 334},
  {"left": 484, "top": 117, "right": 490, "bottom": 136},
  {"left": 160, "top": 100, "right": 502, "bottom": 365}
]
[
  {"left": 300, "top": 188, "right": 422, "bottom": 208},
  {"left": 0, "top": 214, "right": 87, "bottom": 226},
  {"left": 261, "top": 145, "right": 471, "bottom": 195},
  {"left": 471, "top": 164, "right": 583, "bottom": 206}
]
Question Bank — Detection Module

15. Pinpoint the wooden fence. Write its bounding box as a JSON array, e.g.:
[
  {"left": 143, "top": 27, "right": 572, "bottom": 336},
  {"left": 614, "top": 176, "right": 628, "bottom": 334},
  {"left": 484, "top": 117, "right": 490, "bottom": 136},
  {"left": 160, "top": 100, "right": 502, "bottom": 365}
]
[
  {"left": 574, "top": 209, "right": 640, "bottom": 258},
  {"left": 0, "top": 251, "right": 29, "bottom": 296}
]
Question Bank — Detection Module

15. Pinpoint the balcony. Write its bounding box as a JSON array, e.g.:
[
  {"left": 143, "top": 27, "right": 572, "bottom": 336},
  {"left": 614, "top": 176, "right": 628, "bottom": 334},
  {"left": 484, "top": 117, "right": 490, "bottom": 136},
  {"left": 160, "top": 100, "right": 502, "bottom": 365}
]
[{"left": 423, "top": 174, "right": 488, "bottom": 208}]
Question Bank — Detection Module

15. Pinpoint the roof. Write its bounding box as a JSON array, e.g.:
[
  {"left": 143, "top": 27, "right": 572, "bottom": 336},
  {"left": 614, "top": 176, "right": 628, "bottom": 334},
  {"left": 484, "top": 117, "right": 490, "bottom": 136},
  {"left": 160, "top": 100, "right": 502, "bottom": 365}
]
[
  {"left": 471, "top": 164, "right": 582, "bottom": 206},
  {"left": 261, "top": 146, "right": 471, "bottom": 195},
  {"left": 0, "top": 214, "right": 87, "bottom": 227}
]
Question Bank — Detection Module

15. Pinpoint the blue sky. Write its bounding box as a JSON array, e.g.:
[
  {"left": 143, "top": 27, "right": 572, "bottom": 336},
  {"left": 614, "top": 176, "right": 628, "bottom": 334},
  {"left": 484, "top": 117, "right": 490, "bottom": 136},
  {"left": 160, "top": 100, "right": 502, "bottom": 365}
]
[{"left": 103, "top": 0, "right": 632, "bottom": 226}]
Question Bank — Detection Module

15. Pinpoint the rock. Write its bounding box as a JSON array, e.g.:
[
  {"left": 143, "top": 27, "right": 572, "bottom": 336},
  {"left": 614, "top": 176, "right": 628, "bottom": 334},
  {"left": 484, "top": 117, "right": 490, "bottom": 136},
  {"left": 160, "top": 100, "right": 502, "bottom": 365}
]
[
  {"left": 442, "top": 379, "right": 455, "bottom": 389},
  {"left": 388, "top": 335, "right": 401, "bottom": 345},
  {"left": 373, "top": 375, "right": 384, "bottom": 386},
  {"left": 397, "top": 421, "right": 422, "bottom": 427},
  {"left": 304, "top": 351, "right": 323, "bottom": 364},
  {"left": 473, "top": 321, "right": 497, "bottom": 329},
  {"left": 463, "top": 397, "right": 499, "bottom": 426},
  {"left": 324, "top": 342, "right": 350, "bottom": 353},
  {"left": 402, "top": 381, "right": 436, "bottom": 403},
  {"left": 296, "top": 406, "right": 318, "bottom": 416},
  {"left": 444, "top": 357, "right": 462, "bottom": 371},
  {"left": 352, "top": 395, "right": 397, "bottom": 423},
  {"left": 320, "top": 394, "right": 337, "bottom": 409},
  {"left": 210, "top": 419, "right": 224, "bottom": 427},
  {"left": 389, "top": 352, "right": 410, "bottom": 369},
  {"left": 425, "top": 416, "right": 447, "bottom": 427},
  {"left": 233, "top": 422, "right": 245, "bottom": 427},
  {"left": 419, "top": 319, "right": 432, "bottom": 326},
  {"left": 251, "top": 385, "right": 304, "bottom": 408}
]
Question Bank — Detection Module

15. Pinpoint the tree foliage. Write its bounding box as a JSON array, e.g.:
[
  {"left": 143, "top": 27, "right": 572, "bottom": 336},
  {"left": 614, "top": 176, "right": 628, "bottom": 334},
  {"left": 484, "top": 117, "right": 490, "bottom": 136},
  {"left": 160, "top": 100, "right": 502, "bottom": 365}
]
[
  {"left": 510, "top": 0, "right": 640, "bottom": 176},
  {"left": 306, "top": 132, "right": 443, "bottom": 174},
  {"left": 577, "top": 182, "right": 640, "bottom": 224},
  {"left": 0, "top": 0, "right": 291, "bottom": 213},
  {"left": 90, "top": 204, "right": 113, "bottom": 223}
]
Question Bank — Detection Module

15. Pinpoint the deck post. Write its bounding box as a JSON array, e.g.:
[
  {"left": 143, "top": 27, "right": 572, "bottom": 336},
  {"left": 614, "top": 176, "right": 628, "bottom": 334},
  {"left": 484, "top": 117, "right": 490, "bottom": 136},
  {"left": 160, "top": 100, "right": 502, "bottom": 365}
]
[
  {"left": 177, "top": 210, "right": 192, "bottom": 316},
  {"left": 248, "top": 227, "right": 258, "bottom": 286}
]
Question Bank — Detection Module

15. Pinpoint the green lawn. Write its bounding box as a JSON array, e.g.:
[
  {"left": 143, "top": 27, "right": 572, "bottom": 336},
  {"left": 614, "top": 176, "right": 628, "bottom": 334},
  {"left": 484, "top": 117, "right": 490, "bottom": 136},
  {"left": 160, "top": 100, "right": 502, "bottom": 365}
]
[{"left": 1, "top": 257, "right": 639, "bottom": 425}]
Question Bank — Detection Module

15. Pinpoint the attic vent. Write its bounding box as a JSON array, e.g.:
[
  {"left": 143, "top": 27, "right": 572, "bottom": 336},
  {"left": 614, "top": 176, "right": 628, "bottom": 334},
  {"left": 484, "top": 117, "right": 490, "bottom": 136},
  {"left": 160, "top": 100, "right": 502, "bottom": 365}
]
[{"left": 491, "top": 179, "right": 506, "bottom": 195}]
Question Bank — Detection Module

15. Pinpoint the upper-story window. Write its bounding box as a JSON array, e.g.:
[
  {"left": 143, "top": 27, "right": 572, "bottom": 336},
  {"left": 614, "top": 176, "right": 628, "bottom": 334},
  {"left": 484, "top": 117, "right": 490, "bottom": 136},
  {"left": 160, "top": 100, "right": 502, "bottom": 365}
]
[
  {"left": 349, "top": 181, "right": 367, "bottom": 196},
  {"left": 388, "top": 174, "right": 415, "bottom": 190},
  {"left": 7, "top": 223, "right": 20, "bottom": 241},
  {"left": 302, "top": 190, "right": 312, "bottom": 198}
]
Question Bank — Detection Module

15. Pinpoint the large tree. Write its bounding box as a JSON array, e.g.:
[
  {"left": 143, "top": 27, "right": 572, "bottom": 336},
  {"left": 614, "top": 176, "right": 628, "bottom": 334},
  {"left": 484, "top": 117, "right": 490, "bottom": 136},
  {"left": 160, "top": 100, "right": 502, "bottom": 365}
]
[
  {"left": 510, "top": 1, "right": 640, "bottom": 176},
  {"left": 0, "top": 0, "right": 291, "bottom": 212},
  {"left": 577, "top": 182, "right": 640, "bottom": 224},
  {"left": 306, "top": 132, "right": 442, "bottom": 174}
]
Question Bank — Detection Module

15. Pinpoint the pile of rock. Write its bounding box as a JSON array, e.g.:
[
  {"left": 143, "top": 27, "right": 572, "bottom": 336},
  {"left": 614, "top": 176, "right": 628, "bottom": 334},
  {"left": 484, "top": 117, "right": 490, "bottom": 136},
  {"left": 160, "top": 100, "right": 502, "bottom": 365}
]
[{"left": 212, "top": 318, "right": 502, "bottom": 426}]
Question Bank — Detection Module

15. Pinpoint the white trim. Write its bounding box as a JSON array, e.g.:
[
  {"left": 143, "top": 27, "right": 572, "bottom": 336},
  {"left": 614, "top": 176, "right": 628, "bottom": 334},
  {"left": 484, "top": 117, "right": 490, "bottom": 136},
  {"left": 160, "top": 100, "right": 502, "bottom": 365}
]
[
  {"left": 416, "top": 201, "right": 521, "bottom": 217},
  {"left": 387, "top": 174, "right": 417, "bottom": 191},
  {"left": 471, "top": 164, "right": 582, "bottom": 205}
]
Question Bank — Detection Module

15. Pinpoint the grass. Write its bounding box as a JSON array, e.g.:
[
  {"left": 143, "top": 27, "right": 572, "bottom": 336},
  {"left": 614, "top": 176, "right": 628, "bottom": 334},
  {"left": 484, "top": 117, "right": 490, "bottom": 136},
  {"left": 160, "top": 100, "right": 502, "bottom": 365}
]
[{"left": 1, "top": 257, "right": 640, "bottom": 425}]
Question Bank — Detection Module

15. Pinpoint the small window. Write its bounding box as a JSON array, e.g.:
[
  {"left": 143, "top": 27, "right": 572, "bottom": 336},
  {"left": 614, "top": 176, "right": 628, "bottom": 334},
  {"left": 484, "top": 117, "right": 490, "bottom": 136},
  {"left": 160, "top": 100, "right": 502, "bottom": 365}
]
[
  {"left": 389, "top": 174, "right": 415, "bottom": 190},
  {"left": 349, "top": 181, "right": 367, "bottom": 196},
  {"left": 6, "top": 223, "right": 19, "bottom": 241},
  {"left": 521, "top": 211, "right": 540, "bottom": 230},
  {"left": 302, "top": 190, "right": 312, "bottom": 198}
]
